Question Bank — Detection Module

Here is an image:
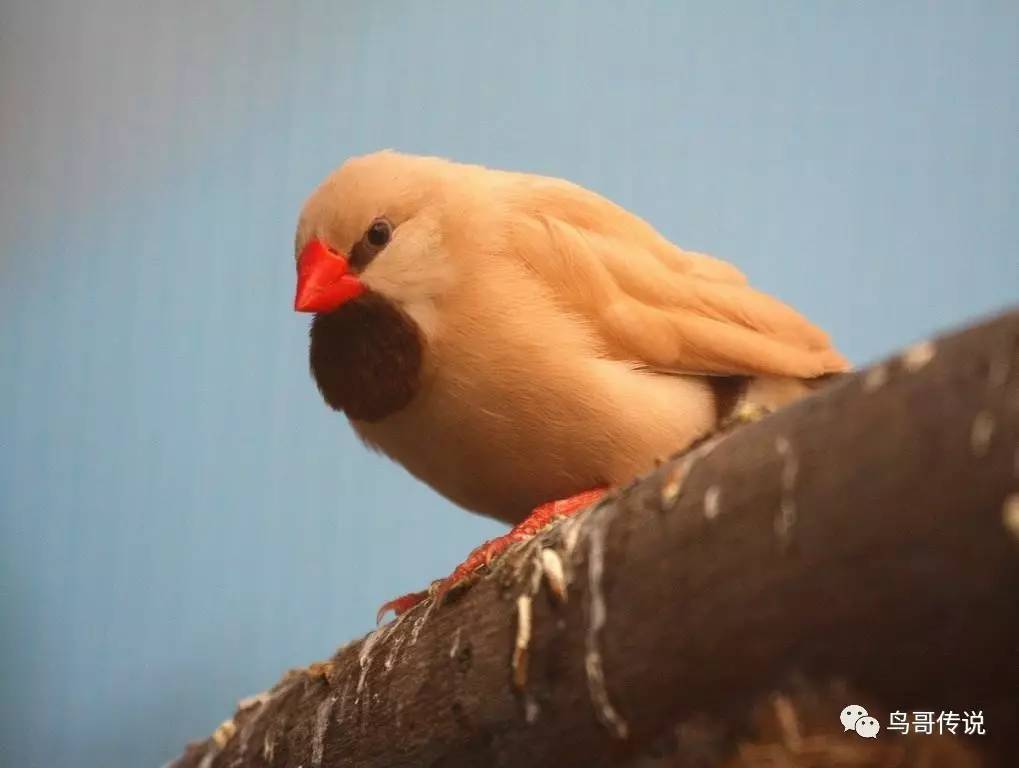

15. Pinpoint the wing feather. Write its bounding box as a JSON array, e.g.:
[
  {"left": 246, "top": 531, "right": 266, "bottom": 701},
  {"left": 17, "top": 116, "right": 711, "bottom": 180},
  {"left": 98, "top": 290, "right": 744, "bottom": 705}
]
[{"left": 503, "top": 177, "right": 849, "bottom": 378}]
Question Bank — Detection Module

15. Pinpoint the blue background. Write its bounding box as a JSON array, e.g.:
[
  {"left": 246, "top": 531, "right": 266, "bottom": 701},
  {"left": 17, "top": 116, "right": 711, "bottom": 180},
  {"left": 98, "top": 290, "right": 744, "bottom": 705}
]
[{"left": 1, "top": 2, "right": 1016, "bottom": 765}]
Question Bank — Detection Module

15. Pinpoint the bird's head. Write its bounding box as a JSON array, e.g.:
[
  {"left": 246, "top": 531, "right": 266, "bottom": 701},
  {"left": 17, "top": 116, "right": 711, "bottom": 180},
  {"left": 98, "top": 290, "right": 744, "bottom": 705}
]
[
  {"left": 294, "top": 150, "right": 458, "bottom": 323},
  {"left": 293, "top": 151, "right": 463, "bottom": 421}
]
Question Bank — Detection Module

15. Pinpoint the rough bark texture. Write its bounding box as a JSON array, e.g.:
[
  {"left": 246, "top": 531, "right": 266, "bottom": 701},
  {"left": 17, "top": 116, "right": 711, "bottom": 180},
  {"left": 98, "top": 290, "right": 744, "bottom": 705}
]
[{"left": 173, "top": 309, "right": 1019, "bottom": 768}]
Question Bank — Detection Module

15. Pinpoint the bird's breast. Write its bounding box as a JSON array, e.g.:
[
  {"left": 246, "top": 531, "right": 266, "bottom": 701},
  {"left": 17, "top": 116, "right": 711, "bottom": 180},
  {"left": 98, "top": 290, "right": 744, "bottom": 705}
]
[{"left": 308, "top": 294, "right": 423, "bottom": 421}]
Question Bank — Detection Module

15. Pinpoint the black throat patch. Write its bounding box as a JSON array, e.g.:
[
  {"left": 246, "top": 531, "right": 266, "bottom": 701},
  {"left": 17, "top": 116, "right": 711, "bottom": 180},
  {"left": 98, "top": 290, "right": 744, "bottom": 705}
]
[{"left": 308, "top": 293, "right": 424, "bottom": 422}]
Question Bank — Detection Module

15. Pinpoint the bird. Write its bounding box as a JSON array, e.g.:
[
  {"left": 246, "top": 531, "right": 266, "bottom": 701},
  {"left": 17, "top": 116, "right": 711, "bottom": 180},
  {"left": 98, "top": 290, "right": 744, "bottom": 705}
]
[{"left": 293, "top": 150, "right": 849, "bottom": 619}]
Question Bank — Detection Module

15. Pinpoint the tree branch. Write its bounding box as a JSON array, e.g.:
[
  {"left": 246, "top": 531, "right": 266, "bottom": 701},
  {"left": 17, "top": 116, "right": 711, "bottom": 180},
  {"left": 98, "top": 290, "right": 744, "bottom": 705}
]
[{"left": 172, "top": 309, "right": 1019, "bottom": 768}]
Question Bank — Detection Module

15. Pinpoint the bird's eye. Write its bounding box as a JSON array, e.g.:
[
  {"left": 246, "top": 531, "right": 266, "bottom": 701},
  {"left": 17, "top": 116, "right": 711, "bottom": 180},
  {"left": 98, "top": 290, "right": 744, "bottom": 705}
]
[
  {"left": 348, "top": 218, "right": 393, "bottom": 272},
  {"left": 366, "top": 218, "right": 392, "bottom": 248}
]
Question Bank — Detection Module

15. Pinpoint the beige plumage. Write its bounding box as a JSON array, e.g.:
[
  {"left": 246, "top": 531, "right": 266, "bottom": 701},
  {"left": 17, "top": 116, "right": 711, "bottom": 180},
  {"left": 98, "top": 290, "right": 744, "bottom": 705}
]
[{"left": 295, "top": 151, "right": 849, "bottom": 526}]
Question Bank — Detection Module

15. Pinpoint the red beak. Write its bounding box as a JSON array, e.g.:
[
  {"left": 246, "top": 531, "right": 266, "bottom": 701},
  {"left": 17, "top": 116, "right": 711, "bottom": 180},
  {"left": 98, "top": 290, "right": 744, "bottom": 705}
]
[{"left": 294, "top": 240, "right": 366, "bottom": 313}]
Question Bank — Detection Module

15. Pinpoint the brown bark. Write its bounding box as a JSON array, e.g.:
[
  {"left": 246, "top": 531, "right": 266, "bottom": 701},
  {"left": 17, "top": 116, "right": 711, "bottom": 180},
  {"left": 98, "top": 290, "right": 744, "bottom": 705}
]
[{"left": 173, "top": 309, "right": 1019, "bottom": 768}]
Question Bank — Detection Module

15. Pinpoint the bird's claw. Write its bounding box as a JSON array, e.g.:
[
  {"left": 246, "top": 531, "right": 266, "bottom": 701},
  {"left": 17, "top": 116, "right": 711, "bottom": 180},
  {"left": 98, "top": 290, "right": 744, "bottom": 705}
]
[
  {"left": 375, "top": 589, "right": 430, "bottom": 624},
  {"left": 376, "top": 486, "right": 608, "bottom": 623}
]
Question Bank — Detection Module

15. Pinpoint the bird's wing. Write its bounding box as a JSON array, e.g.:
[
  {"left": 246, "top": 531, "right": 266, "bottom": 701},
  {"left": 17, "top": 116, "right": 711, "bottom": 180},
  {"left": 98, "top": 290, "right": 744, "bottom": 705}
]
[{"left": 502, "top": 177, "right": 850, "bottom": 377}]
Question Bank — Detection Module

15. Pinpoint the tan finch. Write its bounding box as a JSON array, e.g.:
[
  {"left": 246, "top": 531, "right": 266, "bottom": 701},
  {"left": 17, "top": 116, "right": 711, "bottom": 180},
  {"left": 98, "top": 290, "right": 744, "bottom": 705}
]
[{"left": 293, "top": 151, "right": 849, "bottom": 617}]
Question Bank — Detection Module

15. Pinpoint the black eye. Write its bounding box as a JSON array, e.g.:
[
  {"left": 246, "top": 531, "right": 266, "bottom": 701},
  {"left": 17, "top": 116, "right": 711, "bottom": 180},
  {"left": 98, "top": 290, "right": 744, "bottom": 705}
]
[
  {"left": 348, "top": 218, "right": 393, "bottom": 272},
  {"left": 366, "top": 219, "right": 392, "bottom": 247}
]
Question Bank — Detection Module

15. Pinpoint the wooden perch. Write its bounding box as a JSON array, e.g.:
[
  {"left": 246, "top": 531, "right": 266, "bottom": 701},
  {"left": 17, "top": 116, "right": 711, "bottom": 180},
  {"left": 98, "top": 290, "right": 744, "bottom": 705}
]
[{"left": 172, "top": 309, "right": 1019, "bottom": 768}]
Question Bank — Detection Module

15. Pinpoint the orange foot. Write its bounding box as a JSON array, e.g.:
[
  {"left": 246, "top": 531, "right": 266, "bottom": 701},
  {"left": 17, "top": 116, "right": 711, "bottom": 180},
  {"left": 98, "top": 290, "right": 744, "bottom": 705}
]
[{"left": 376, "top": 486, "right": 607, "bottom": 623}]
